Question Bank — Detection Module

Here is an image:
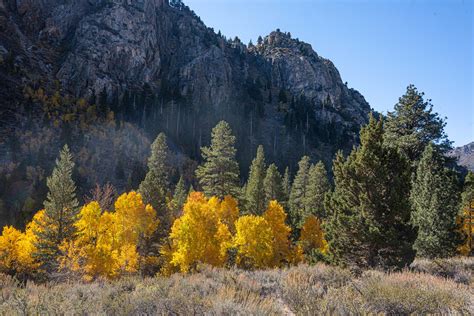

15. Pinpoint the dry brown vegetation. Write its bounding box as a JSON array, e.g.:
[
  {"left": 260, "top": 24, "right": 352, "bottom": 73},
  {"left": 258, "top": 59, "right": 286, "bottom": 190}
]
[{"left": 0, "top": 258, "right": 472, "bottom": 315}]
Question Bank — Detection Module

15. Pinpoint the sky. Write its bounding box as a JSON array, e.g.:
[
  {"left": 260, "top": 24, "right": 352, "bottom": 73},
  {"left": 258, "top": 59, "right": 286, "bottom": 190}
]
[{"left": 185, "top": 0, "right": 473, "bottom": 147}]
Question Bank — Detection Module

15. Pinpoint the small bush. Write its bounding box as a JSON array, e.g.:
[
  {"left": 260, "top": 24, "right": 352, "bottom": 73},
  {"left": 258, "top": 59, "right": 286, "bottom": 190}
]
[
  {"left": 0, "top": 262, "right": 472, "bottom": 314},
  {"left": 411, "top": 257, "right": 474, "bottom": 285},
  {"left": 279, "top": 264, "right": 352, "bottom": 314},
  {"left": 322, "top": 270, "right": 473, "bottom": 315}
]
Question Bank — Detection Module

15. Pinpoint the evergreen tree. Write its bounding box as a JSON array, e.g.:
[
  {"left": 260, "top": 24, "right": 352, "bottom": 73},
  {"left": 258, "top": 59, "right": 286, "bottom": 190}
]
[
  {"left": 263, "top": 163, "right": 284, "bottom": 207},
  {"left": 305, "top": 161, "right": 331, "bottom": 219},
  {"left": 288, "top": 156, "right": 311, "bottom": 230},
  {"left": 244, "top": 145, "right": 266, "bottom": 215},
  {"left": 282, "top": 167, "right": 291, "bottom": 204},
  {"left": 410, "top": 143, "right": 462, "bottom": 258},
  {"left": 34, "top": 145, "right": 79, "bottom": 270},
  {"left": 325, "top": 115, "right": 416, "bottom": 270},
  {"left": 170, "top": 176, "right": 188, "bottom": 217},
  {"left": 139, "top": 133, "right": 170, "bottom": 218},
  {"left": 385, "top": 84, "right": 451, "bottom": 163},
  {"left": 196, "top": 121, "right": 240, "bottom": 199}
]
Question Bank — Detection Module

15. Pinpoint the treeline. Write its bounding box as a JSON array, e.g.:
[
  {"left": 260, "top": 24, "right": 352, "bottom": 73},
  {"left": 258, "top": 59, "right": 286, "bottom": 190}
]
[{"left": 0, "top": 85, "right": 472, "bottom": 281}]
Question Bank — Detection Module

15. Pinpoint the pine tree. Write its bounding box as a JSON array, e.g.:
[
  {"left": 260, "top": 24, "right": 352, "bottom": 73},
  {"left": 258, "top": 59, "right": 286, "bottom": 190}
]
[
  {"left": 263, "top": 163, "right": 284, "bottom": 207},
  {"left": 385, "top": 84, "right": 451, "bottom": 163},
  {"left": 288, "top": 156, "right": 311, "bottom": 230},
  {"left": 305, "top": 161, "right": 331, "bottom": 219},
  {"left": 34, "top": 145, "right": 79, "bottom": 271},
  {"left": 170, "top": 176, "right": 188, "bottom": 217},
  {"left": 244, "top": 145, "right": 266, "bottom": 215},
  {"left": 324, "top": 115, "right": 416, "bottom": 270},
  {"left": 139, "top": 133, "right": 170, "bottom": 221},
  {"left": 410, "top": 143, "right": 462, "bottom": 258},
  {"left": 196, "top": 121, "right": 240, "bottom": 199},
  {"left": 282, "top": 167, "right": 291, "bottom": 205}
]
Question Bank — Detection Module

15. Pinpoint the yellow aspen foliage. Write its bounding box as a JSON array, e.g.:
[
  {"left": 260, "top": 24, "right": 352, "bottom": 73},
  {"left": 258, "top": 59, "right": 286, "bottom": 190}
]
[
  {"left": 216, "top": 195, "right": 239, "bottom": 233},
  {"left": 263, "top": 200, "right": 292, "bottom": 267},
  {"left": 233, "top": 215, "right": 274, "bottom": 269},
  {"left": 0, "top": 226, "right": 24, "bottom": 274},
  {"left": 59, "top": 202, "right": 107, "bottom": 279},
  {"left": 168, "top": 192, "right": 232, "bottom": 272},
  {"left": 17, "top": 211, "right": 45, "bottom": 273},
  {"left": 287, "top": 244, "right": 305, "bottom": 265},
  {"left": 0, "top": 210, "right": 43, "bottom": 276},
  {"left": 114, "top": 191, "right": 159, "bottom": 244},
  {"left": 116, "top": 243, "right": 139, "bottom": 274},
  {"left": 158, "top": 241, "right": 179, "bottom": 276},
  {"left": 60, "top": 194, "right": 159, "bottom": 280},
  {"left": 59, "top": 202, "right": 114, "bottom": 280},
  {"left": 457, "top": 200, "right": 474, "bottom": 256},
  {"left": 16, "top": 222, "right": 40, "bottom": 272},
  {"left": 299, "top": 215, "right": 328, "bottom": 255},
  {"left": 75, "top": 202, "right": 102, "bottom": 245}
]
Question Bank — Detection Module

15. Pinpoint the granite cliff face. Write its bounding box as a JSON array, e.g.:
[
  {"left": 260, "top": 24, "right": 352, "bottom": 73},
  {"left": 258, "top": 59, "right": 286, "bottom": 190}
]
[
  {"left": 450, "top": 142, "right": 474, "bottom": 172},
  {"left": 0, "top": 0, "right": 372, "bottom": 224},
  {"left": 1, "top": 0, "right": 370, "bottom": 137}
]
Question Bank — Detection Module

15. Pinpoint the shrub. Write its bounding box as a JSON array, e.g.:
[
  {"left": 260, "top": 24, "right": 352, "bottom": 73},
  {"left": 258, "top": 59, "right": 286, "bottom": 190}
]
[
  {"left": 279, "top": 264, "right": 352, "bottom": 314},
  {"left": 322, "top": 270, "right": 473, "bottom": 315},
  {"left": 411, "top": 257, "right": 473, "bottom": 285}
]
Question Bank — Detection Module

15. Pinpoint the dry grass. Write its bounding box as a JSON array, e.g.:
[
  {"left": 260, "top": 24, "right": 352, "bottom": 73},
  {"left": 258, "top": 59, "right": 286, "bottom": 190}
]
[
  {"left": 322, "top": 270, "right": 472, "bottom": 315},
  {"left": 411, "top": 256, "right": 474, "bottom": 285},
  {"left": 0, "top": 259, "right": 472, "bottom": 315}
]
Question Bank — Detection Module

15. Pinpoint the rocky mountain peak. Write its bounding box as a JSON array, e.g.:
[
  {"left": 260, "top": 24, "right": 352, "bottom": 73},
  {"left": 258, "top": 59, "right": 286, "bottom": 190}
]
[
  {"left": 255, "top": 29, "right": 317, "bottom": 59},
  {"left": 449, "top": 142, "right": 474, "bottom": 171},
  {"left": 1, "top": 0, "right": 373, "bottom": 193}
]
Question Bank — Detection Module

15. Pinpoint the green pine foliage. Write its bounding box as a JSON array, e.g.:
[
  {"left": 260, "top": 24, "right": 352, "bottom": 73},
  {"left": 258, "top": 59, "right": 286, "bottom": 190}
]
[
  {"left": 34, "top": 145, "right": 79, "bottom": 270},
  {"left": 410, "top": 143, "right": 462, "bottom": 259},
  {"left": 288, "top": 156, "right": 311, "bottom": 230},
  {"left": 324, "top": 115, "right": 416, "bottom": 270},
  {"left": 305, "top": 161, "right": 331, "bottom": 219},
  {"left": 196, "top": 121, "right": 240, "bottom": 199},
  {"left": 263, "top": 163, "right": 284, "bottom": 207},
  {"left": 170, "top": 176, "right": 188, "bottom": 217},
  {"left": 244, "top": 145, "right": 266, "bottom": 215},
  {"left": 282, "top": 167, "right": 291, "bottom": 205},
  {"left": 139, "top": 133, "right": 171, "bottom": 221},
  {"left": 385, "top": 84, "right": 451, "bottom": 163}
]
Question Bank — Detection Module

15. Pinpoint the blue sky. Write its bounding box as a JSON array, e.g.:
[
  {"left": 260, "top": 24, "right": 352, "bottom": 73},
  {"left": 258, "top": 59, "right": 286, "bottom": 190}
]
[{"left": 185, "top": 0, "right": 473, "bottom": 147}]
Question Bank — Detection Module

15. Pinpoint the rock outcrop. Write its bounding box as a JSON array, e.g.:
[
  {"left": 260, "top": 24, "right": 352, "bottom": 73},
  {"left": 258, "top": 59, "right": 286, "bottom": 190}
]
[
  {"left": 450, "top": 142, "right": 474, "bottom": 172},
  {"left": 0, "top": 0, "right": 372, "bottom": 190}
]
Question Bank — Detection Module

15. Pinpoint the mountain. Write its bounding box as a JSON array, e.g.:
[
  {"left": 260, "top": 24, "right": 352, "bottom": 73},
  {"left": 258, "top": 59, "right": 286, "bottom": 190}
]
[
  {"left": 449, "top": 142, "right": 474, "bottom": 172},
  {"left": 0, "top": 0, "right": 371, "bottom": 226}
]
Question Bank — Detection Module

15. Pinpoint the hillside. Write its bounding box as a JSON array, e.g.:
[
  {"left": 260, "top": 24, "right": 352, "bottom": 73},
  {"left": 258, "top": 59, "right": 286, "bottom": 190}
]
[{"left": 0, "top": 0, "right": 371, "bottom": 225}]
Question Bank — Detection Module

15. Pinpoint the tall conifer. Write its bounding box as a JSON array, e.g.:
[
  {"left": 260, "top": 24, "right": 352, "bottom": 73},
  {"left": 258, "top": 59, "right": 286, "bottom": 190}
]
[
  {"left": 305, "top": 161, "right": 331, "bottom": 219},
  {"left": 245, "top": 145, "right": 266, "bottom": 215},
  {"left": 410, "top": 143, "right": 462, "bottom": 258},
  {"left": 288, "top": 156, "right": 311, "bottom": 230},
  {"left": 325, "top": 115, "right": 416, "bottom": 270},
  {"left": 196, "top": 121, "right": 240, "bottom": 198},
  {"left": 385, "top": 84, "right": 451, "bottom": 163},
  {"left": 263, "top": 163, "right": 284, "bottom": 207},
  {"left": 34, "top": 145, "right": 79, "bottom": 270},
  {"left": 139, "top": 133, "right": 171, "bottom": 222}
]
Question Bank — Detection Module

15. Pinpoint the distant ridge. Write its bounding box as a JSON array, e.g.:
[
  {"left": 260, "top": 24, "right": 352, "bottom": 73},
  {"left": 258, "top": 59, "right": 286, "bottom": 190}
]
[{"left": 449, "top": 142, "right": 474, "bottom": 171}]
